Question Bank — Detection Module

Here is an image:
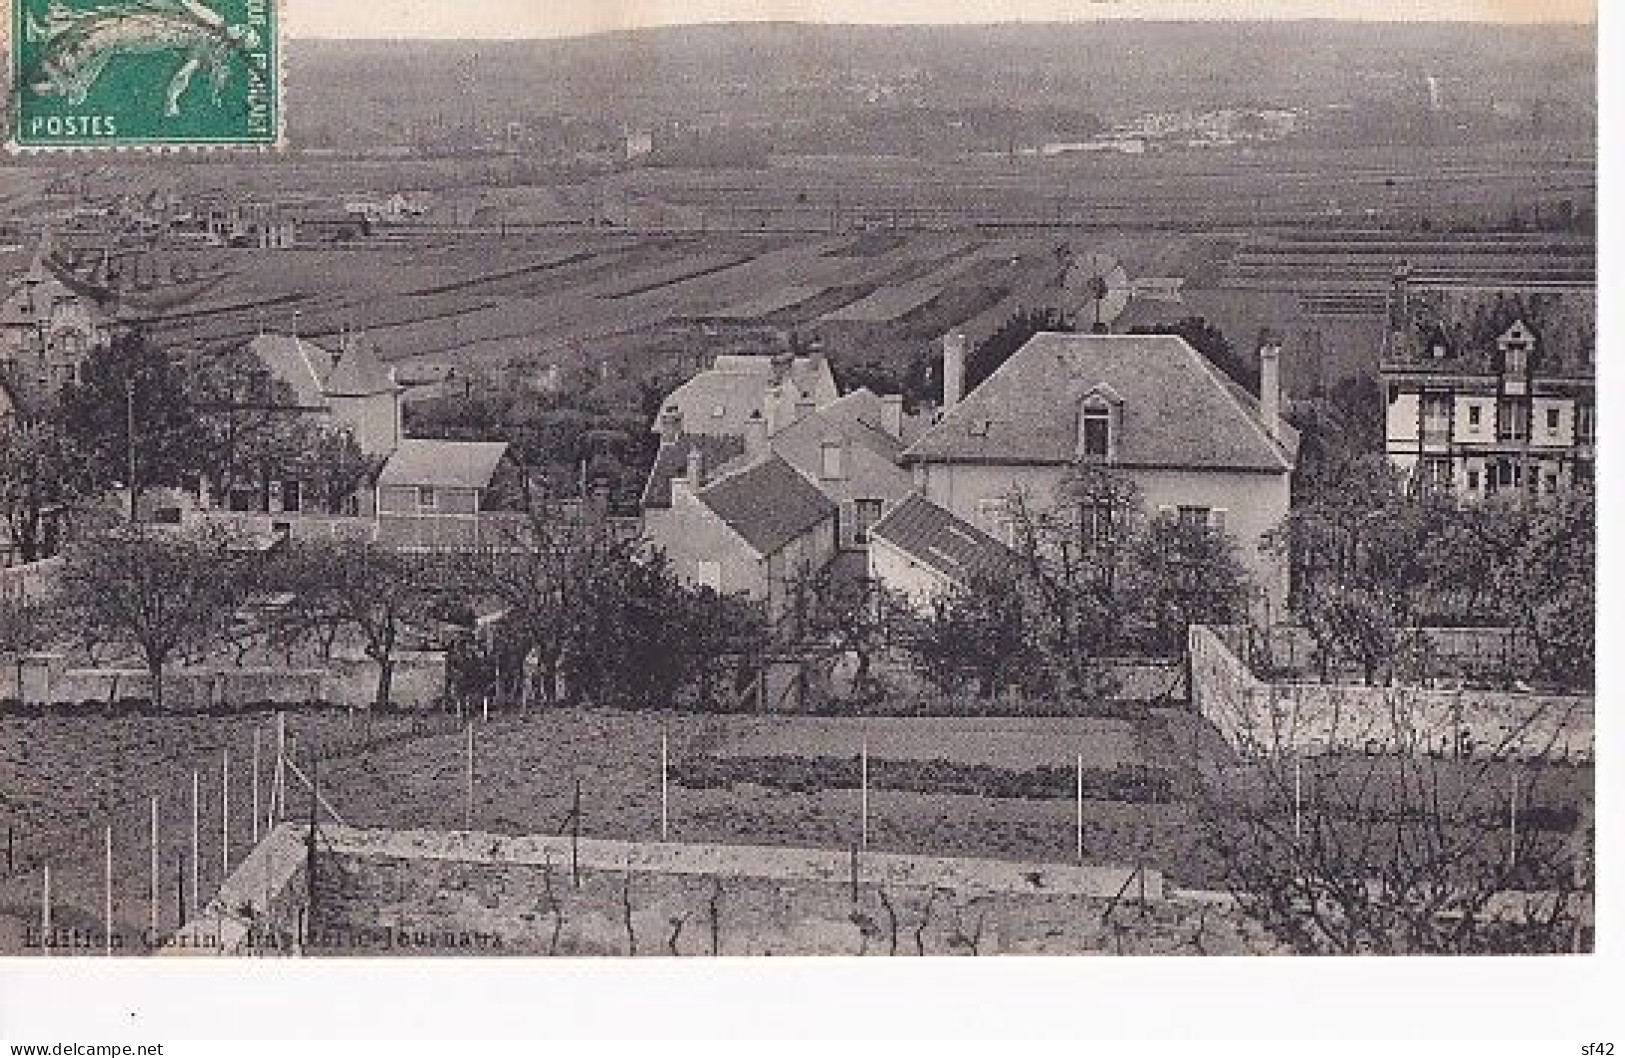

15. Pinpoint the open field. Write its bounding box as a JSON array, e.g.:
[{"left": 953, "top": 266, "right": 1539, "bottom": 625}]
[{"left": 0, "top": 704, "right": 1589, "bottom": 955}]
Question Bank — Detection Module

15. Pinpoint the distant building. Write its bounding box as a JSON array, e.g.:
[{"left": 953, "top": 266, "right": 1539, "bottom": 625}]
[
  {"left": 243, "top": 332, "right": 404, "bottom": 462},
  {"left": 901, "top": 330, "right": 1298, "bottom": 613},
  {"left": 1380, "top": 270, "right": 1595, "bottom": 498},
  {"left": 0, "top": 233, "right": 109, "bottom": 405},
  {"left": 650, "top": 351, "right": 839, "bottom": 440},
  {"left": 205, "top": 201, "right": 298, "bottom": 249},
  {"left": 625, "top": 128, "right": 655, "bottom": 163}
]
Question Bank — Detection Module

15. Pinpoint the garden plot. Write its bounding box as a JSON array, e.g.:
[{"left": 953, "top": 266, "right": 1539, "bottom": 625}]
[{"left": 708, "top": 715, "right": 1145, "bottom": 770}]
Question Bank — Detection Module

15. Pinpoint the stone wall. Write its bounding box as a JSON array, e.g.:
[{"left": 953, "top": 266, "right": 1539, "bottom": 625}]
[
  {"left": 1189, "top": 625, "right": 1593, "bottom": 762},
  {"left": 0, "top": 653, "right": 446, "bottom": 711},
  {"left": 287, "top": 827, "right": 1256, "bottom": 958},
  {"left": 160, "top": 823, "right": 310, "bottom": 957}
]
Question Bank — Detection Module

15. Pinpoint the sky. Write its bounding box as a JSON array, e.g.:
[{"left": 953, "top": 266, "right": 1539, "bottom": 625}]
[{"left": 286, "top": 0, "right": 1597, "bottom": 39}]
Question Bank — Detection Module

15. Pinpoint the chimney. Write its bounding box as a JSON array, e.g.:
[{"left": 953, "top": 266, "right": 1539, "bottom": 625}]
[
  {"left": 657, "top": 406, "right": 684, "bottom": 444},
  {"left": 764, "top": 383, "right": 786, "bottom": 433},
  {"left": 880, "top": 394, "right": 904, "bottom": 440},
  {"left": 686, "top": 446, "right": 706, "bottom": 490},
  {"left": 745, "top": 410, "right": 769, "bottom": 455},
  {"left": 769, "top": 351, "right": 793, "bottom": 387},
  {"left": 942, "top": 331, "right": 968, "bottom": 410},
  {"left": 1258, "top": 332, "right": 1283, "bottom": 443}
]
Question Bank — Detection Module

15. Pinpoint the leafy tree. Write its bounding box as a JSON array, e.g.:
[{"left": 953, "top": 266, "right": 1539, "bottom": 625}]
[
  {"left": 59, "top": 526, "right": 249, "bottom": 710},
  {"left": 1133, "top": 512, "right": 1252, "bottom": 656},
  {"left": 968, "top": 307, "right": 1070, "bottom": 394},
  {"left": 468, "top": 502, "right": 644, "bottom": 706},
  {"left": 1129, "top": 316, "right": 1256, "bottom": 393},
  {"left": 58, "top": 329, "right": 204, "bottom": 508},
  {"left": 0, "top": 418, "right": 93, "bottom": 563},
  {"left": 287, "top": 423, "right": 379, "bottom": 515},
  {"left": 792, "top": 567, "right": 899, "bottom": 705},
  {"left": 1005, "top": 466, "right": 1142, "bottom": 702},
  {"left": 906, "top": 572, "right": 1029, "bottom": 698}
]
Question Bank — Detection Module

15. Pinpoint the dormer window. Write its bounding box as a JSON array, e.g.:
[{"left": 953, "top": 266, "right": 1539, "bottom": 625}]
[
  {"left": 1081, "top": 407, "right": 1111, "bottom": 459},
  {"left": 1498, "top": 321, "right": 1535, "bottom": 377},
  {"left": 1077, "top": 387, "right": 1122, "bottom": 462}
]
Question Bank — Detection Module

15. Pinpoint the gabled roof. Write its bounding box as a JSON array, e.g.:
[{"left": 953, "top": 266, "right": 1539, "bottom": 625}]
[
  {"left": 652, "top": 353, "right": 840, "bottom": 436},
  {"left": 1385, "top": 285, "right": 1595, "bottom": 379},
  {"left": 244, "top": 334, "right": 333, "bottom": 409},
  {"left": 323, "top": 335, "right": 399, "bottom": 397},
  {"left": 379, "top": 439, "right": 509, "bottom": 491},
  {"left": 870, "top": 494, "right": 1020, "bottom": 587},
  {"left": 696, "top": 455, "right": 836, "bottom": 557},
  {"left": 903, "top": 333, "right": 1296, "bottom": 474},
  {"left": 244, "top": 332, "right": 399, "bottom": 407},
  {"left": 640, "top": 433, "right": 748, "bottom": 510},
  {"left": 771, "top": 388, "right": 906, "bottom": 462}
]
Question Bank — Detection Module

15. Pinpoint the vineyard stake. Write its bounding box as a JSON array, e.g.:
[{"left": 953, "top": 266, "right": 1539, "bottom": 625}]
[
  {"left": 1076, "top": 753, "right": 1085, "bottom": 864},
  {"left": 190, "top": 770, "right": 200, "bottom": 918},
  {"left": 149, "top": 795, "right": 159, "bottom": 935},
  {"left": 104, "top": 825, "right": 113, "bottom": 956},
  {"left": 221, "top": 749, "right": 231, "bottom": 878},
  {"left": 251, "top": 727, "right": 261, "bottom": 843},
  {"left": 660, "top": 728, "right": 669, "bottom": 842},
  {"left": 465, "top": 721, "right": 475, "bottom": 830},
  {"left": 40, "top": 864, "right": 50, "bottom": 958},
  {"left": 860, "top": 738, "right": 869, "bottom": 850}
]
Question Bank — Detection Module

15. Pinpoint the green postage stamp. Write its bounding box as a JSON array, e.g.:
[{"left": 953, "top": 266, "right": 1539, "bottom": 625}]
[{"left": 9, "top": 0, "right": 281, "bottom": 150}]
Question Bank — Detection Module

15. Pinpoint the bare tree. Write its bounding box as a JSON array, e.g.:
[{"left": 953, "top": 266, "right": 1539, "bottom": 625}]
[
  {"left": 59, "top": 526, "right": 250, "bottom": 710},
  {"left": 1197, "top": 693, "right": 1591, "bottom": 954},
  {"left": 269, "top": 541, "right": 436, "bottom": 709}
]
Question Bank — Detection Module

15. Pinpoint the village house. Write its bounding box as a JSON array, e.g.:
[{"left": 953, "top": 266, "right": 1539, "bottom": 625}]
[
  {"left": 375, "top": 439, "right": 516, "bottom": 550},
  {"left": 646, "top": 447, "right": 838, "bottom": 619},
  {"left": 242, "top": 332, "right": 404, "bottom": 462},
  {"left": 901, "top": 330, "right": 1298, "bottom": 613},
  {"left": 1380, "top": 270, "right": 1595, "bottom": 498},
  {"left": 650, "top": 350, "right": 839, "bottom": 440},
  {"left": 867, "top": 493, "right": 1021, "bottom": 610},
  {"left": 192, "top": 332, "right": 513, "bottom": 546},
  {"left": 756, "top": 388, "right": 919, "bottom": 552},
  {"left": 0, "top": 234, "right": 109, "bottom": 406},
  {"left": 642, "top": 365, "right": 919, "bottom": 602}
]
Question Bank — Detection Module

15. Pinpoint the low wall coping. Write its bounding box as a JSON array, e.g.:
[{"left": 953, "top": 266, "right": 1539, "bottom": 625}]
[{"left": 319, "top": 825, "right": 1166, "bottom": 901}]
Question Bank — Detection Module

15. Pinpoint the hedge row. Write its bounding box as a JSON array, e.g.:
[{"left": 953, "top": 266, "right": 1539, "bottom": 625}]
[{"left": 671, "top": 754, "right": 1177, "bottom": 804}]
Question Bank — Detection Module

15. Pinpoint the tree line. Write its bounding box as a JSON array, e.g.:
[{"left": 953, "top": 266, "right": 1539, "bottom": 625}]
[{"left": 1, "top": 329, "right": 375, "bottom": 564}]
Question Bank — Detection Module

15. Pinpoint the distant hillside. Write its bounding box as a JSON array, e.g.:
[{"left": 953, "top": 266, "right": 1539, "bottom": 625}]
[
  {"left": 282, "top": 21, "right": 1594, "bottom": 142},
  {"left": 1, "top": 21, "right": 1597, "bottom": 151}
]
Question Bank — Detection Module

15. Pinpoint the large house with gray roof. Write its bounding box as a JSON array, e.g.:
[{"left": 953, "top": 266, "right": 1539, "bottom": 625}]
[
  {"left": 1380, "top": 273, "right": 1594, "bottom": 498},
  {"left": 901, "top": 330, "right": 1298, "bottom": 612}
]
